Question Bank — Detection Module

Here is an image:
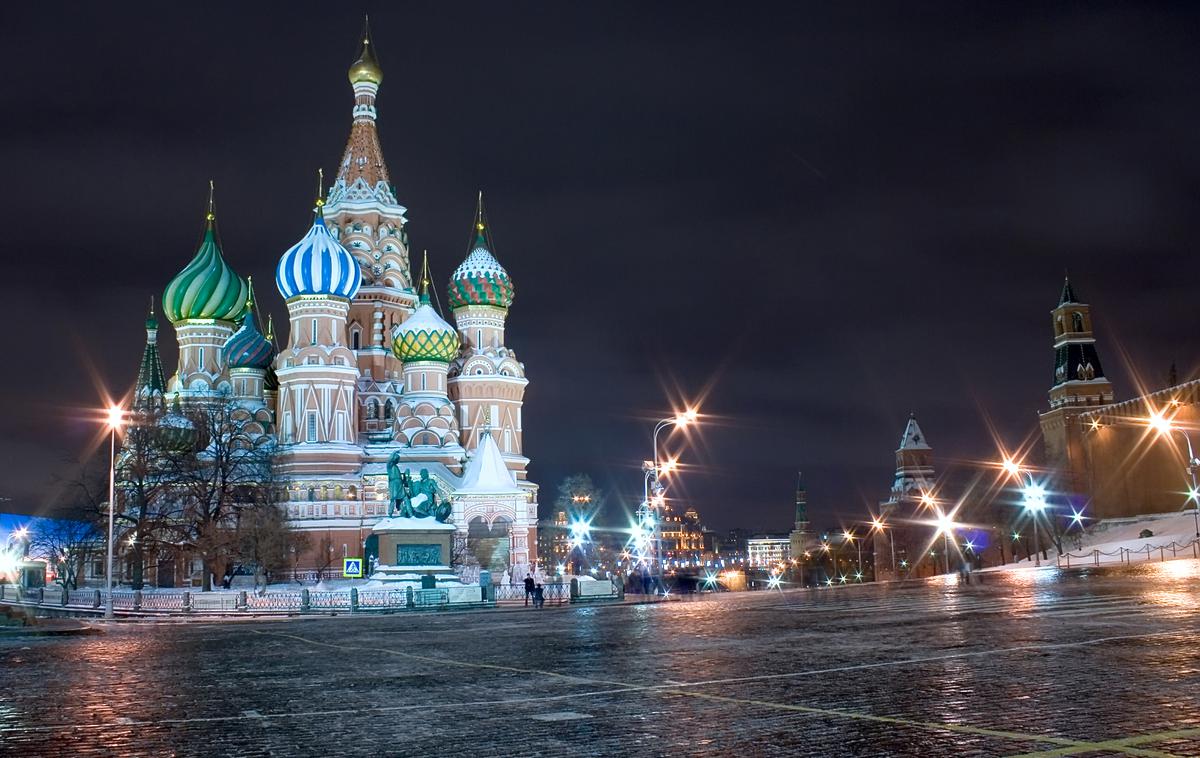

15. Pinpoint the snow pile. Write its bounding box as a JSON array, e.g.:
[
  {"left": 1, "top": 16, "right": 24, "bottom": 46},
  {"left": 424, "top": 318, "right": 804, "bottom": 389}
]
[{"left": 1057, "top": 510, "right": 1199, "bottom": 565}]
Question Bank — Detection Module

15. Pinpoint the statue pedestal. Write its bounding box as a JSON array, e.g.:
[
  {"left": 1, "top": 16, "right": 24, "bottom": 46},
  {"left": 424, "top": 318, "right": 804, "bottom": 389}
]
[{"left": 369, "top": 517, "right": 462, "bottom": 587}]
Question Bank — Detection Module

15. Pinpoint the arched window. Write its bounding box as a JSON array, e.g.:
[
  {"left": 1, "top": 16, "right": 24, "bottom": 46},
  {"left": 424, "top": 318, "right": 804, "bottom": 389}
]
[
  {"left": 1071, "top": 312, "right": 1084, "bottom": 332},
  {"left": 1055, "top": 316, "right": 1064, "bottom": 336},
  {"left": 366, "top": 399, "right": 378, "bottom": 419},
  {"left": 384, "top": 400, "right": 394, "bottom": 420},
  {"left": 351, "top": 328, "right": 361, "bottom": 351}
]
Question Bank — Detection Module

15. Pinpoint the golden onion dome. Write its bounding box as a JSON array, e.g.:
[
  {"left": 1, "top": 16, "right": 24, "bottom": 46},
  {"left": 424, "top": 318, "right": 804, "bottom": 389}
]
[{"left": 348, "top": 35, "right": 383, "bottom": 86}]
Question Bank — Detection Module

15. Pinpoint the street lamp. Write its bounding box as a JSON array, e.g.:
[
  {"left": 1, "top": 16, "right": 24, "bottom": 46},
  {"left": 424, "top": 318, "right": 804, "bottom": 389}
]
[
  {"left": 1002, "top": 458, "right": 1048, "bottom": 568},
  {"left": 640, "top": 407, "right": 700, "bottom": 592},
  {"left": 1022, "top": 483, "right": 1048, "bottom": 568},
  {"left": 103, "top": 403, "right": 125, "bottom": 619},
  {"left": 934, "top": 509, "right": 956, "bottom": 574},
  {"left": 569, "top": 517, "right": 591, "bottom": 575},
  {"left": 843, "top": 530, "right": 862, "bottom": 575},
  {"left": 1144, "top": 410, "right": 1200, "bottom": 542},
  {"left": 870, "top": 516, "right": 896, "bottom": 579}
]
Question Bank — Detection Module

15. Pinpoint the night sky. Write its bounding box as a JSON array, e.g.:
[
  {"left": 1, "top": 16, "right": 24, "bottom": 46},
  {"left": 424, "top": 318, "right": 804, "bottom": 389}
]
[{"left": 4, "top": 3, "right": 1200, "bottom": 533}]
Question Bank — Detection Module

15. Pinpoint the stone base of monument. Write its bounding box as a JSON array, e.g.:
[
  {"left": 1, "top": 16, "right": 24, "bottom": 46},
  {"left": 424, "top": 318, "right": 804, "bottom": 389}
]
[{"left": 368, "top": 517, "right": 476, "bottom": 602}]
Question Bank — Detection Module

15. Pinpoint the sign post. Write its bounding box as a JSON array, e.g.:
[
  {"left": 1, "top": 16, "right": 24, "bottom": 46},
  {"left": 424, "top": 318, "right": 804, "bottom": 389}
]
[{"left": 342, "top": 557, "right": 364, "bottom": 579}]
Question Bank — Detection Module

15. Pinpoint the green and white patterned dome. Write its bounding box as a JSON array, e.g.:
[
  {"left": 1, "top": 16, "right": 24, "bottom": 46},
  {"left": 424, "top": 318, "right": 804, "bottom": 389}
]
[{"left": 163, "top": 213, "right": 249, "bottom": 324}]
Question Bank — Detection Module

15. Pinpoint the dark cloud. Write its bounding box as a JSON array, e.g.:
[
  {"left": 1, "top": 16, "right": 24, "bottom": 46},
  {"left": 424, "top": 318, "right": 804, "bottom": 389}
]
[{"left": 3, "top": 2, "right": 1200, "bottom": 532}]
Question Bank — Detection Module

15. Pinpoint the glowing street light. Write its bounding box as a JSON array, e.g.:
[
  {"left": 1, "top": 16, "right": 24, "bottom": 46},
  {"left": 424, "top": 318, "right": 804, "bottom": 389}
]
[
  {"left": 843, "top": 529, "right": 862, "bottom": 575},
  {"left": 933, "top": 508, "right": 957, "bottom": 574},
  {"left": 103, "top": 402, "right": 125, "bottom": 620},
  {"left": 1142, "top": 409, "right": 1200, "bottom": 542},
  {"left": 869, "top": 516, "right": 897, "bottom": 579},
  {"left": 1022, "top": 482, "right": 1047, "bottom": 568}
]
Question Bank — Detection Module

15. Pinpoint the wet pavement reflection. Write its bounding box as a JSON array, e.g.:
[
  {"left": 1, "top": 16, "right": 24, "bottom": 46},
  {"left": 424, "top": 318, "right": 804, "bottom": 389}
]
[{"left": 2, "top": 562, "right": 1199, "bottom": 756}]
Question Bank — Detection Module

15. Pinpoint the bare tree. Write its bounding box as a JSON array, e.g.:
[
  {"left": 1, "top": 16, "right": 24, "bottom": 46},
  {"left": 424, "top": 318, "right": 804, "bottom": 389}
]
[
  {"left": 234, "top": 458, "right": 309, "bottom": 592},
  {"left": 113, "top": 400, "right": 191, "bottom": 589},
  {"left": 169, "top": 398, "right": 274, "bottom": 591},
  {"left": 28, "top": 517, "right": 101, "bottom": 590}
]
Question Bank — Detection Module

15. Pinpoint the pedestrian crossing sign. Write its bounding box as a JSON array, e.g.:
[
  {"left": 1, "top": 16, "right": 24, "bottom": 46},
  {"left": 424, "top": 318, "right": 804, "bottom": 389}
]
[{"left": 343, "top": 557, "right": 364, "bottom": 578}]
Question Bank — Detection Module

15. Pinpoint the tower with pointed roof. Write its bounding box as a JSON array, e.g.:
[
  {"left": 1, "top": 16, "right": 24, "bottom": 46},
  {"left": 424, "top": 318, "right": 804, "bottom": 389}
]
[
  {"left": 135, "top": 299, "right": 166, "bottom": 412},
  {"left": 788, "top": 472, "right": 812, "bottom": 562},
  {"left": 1038, "top": 277, "right": 1114, "bottom": 494},
  {"left": 875, "top": 414, "right": 937, "bottom": 580},
  {"left": 162, "top": 194, "right": 249, "bottom": 400},
  {"left": 322, "top": 19, "right": 415, "bottom": 422},
  {"left": 447, "top": 199, "right": 530, "bottom": 481}
]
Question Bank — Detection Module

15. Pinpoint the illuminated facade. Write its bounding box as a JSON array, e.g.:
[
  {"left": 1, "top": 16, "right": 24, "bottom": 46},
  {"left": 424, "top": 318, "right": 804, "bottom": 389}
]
[
  {"left": 155, "top": 26, "right": 538, "bottom": 575},
  {"left": 1038, "top": 278, "right": 1198, "bottom": 520},
  {"left": 746, "top": 537, "right": 791, "bottom": 567}
]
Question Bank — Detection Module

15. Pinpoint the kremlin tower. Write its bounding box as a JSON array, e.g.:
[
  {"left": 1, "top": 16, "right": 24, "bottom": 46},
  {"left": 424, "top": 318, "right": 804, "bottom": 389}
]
[{"left": 1038, "top": 277, "right": 1114, "bottom": 496}]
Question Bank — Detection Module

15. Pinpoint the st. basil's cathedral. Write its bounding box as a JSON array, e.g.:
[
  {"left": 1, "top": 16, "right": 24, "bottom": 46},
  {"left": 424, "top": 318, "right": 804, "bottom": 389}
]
[{"left": 135, "top": 26, "right": 538, "bottom": 576}]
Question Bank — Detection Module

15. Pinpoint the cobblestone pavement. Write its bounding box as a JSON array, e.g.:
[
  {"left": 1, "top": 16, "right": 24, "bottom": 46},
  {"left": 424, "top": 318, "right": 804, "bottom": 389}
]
[{"left": 3, "top": 562, "right": 1200, "bottom": 757}]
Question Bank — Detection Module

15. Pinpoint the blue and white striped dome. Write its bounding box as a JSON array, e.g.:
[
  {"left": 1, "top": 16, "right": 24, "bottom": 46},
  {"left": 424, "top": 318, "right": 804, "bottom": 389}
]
[{"left": 276, "top": 204, "right": 362, "bottom": 301}]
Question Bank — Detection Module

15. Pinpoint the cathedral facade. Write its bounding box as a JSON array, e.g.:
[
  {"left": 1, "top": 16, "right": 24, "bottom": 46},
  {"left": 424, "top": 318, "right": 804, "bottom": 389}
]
[{"left": 154, "top": 29, "right": 538, "bottom": 575}]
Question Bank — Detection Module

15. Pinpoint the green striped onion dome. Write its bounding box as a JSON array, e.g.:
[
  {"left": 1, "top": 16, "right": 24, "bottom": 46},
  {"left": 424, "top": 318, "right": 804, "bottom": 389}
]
[
  {"left": 163, "top": 216, "right": 249, "bottom": 324},
  {"left": 447, "top": 227, "right": 514, "bottom": 309},
  {"left": 393, "top": 293, "right": 460, "bottom": 363}
]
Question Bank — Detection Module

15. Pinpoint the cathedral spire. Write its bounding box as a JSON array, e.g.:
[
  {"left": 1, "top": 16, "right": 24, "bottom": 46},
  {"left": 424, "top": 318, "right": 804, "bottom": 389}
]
[
  {"left": 348, "top": 15, "right": 382, "bottom": 87},
  {"left": 1059, "top": 275, "right": 1079, "bottom": 306},
  {"left": 134, "top": 297, "right": 166, "bottom": 411},
  {"left": 326, "top": 21, "right": 398, "bottom": 217}
]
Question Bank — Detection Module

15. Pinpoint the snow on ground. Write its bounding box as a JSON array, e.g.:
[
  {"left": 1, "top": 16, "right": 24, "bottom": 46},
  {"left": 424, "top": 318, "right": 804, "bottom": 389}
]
[
  {"left": 983, "top": 510, "right": 1200, "bottom": 571},
  {"left": 1057, "top": 510, "right": 1200, "bottom": 565}
]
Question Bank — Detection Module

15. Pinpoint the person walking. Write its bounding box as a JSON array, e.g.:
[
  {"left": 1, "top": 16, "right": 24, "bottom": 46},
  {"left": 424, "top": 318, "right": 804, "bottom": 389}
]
[{"left": 523, "top": 573, "right": 535, "bottom": 607}]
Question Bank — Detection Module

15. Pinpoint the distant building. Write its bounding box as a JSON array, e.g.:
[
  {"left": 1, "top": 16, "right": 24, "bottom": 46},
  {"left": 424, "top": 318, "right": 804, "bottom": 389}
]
[
  {"left": 873, "top": 415, "right": 938, "bottom": 580},
  {"left": 536, "top": 508, "right": 570, "bottom": 570},
  {"left": 788, "top": 472, "right": 814, "bottom": 559},
  {"left": 746, "top": 537, "right": 791, "bottom": 567},
  {"left": 725, "top": 528, "right": 752, "bottom": 556}
]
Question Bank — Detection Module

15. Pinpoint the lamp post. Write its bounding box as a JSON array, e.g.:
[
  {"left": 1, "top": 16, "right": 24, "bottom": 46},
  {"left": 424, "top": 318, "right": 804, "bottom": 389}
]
[
  {"left": 1003, "top": 459, "right": 1047, "bottom": 568},
  {"left": 103, "top": 404, "right": 124, "bottom": 619},
  {"left": 641, "top": 408, "right": 698, "bottom": 592},
  {"left": 843, "top": 530, "right": 861, "bottom": 576},
  {"left": 871, "top": 517, "right": 896, "bottom": 579},
  {"left": 934, "top": 509, "right": 956, "bottom": 574},
  {"left": 1146, "top": 411, "right": 1200, "bottom": 542}
]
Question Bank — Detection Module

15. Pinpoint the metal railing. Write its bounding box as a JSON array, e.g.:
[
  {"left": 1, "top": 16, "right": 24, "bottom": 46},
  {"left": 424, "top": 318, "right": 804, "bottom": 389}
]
[
  {"left": 1057, "top": 537, "right": 1200, "bottom": 568},
  {"left": 3, "top": 584, "right": 493, "bottom": 615},
  {"left": 494, "top": 583, "right": 570, "bottom": 605}
]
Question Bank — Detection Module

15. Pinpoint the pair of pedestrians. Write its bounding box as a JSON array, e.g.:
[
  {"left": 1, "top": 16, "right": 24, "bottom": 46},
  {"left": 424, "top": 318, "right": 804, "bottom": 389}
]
[{"left": 523, "top": 573, "right": 545, "bottom": 608}]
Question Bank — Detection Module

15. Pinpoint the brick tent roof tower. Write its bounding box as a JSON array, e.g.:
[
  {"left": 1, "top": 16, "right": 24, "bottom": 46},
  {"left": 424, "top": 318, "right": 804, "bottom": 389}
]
[
  {"left": 1039, "top": 276, "right": 1114, "bottom": 495},
  {"left": 891, "top": 414, "right": 935, "bottom": 500}
]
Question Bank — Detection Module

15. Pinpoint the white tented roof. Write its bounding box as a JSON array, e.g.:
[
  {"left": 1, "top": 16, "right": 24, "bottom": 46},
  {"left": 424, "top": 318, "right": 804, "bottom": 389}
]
[
  {"left": 457, "top": 430, "right": 521, "bottom": 494},
  {"left": 897, "top": 415, "right": 931, "bottom": 451}
]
